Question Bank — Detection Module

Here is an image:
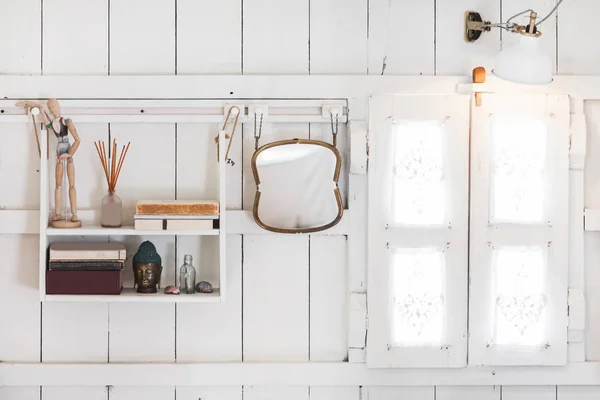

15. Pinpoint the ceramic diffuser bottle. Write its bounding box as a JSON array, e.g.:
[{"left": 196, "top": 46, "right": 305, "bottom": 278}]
[
  {"left": 179, "top": 254, "right": 197, "bottom": 294},
  {"left": 94, "top": 140, "right": 130, "bottom": 228}
]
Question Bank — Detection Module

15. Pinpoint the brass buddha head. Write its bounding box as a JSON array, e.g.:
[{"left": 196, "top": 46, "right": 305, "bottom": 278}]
[{"left": 132, "top": 241, "right": 163, "bottom": 294}]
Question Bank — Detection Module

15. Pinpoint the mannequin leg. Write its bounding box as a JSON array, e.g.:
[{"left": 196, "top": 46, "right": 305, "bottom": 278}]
[
  {"left": 52, "top": 160, "right": 64, "bottom": 221},
  {"left": 67, "top": 158, "right": 78, "bottom": 222}
]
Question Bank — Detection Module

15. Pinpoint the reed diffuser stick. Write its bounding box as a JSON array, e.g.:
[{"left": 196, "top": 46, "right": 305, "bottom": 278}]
[{"left": 94, "top": 139, "right": 131, "bottom": 192}]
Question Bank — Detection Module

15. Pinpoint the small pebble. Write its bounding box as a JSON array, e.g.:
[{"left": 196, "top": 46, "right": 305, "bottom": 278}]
[
  {"left": 164, "top": 285, "right": 180, "bottom": 295},
  {"left": 195, "top": 281, "right": 213, "bottom": 293}
]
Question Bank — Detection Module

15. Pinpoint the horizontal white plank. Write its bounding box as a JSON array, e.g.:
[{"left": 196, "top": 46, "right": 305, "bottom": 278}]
[
  {"left": 3, "top": 362, "right": 600, "bottom": 386},
  {"left": 43, "top": 288, "right": 220, "bottom": 303},
  {"left": 0, "top": 209, "right": 351, "bottom": 235},
  {"left": 2, "top": 75, "right": 600, "bottom": 100},
  {"left": 47, "top": 226, "right": 220, "bottom": 236}
]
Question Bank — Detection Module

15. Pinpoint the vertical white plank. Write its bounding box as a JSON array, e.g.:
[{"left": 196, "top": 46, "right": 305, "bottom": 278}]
[
  {"left": 310, "top": 235, "right": 348, "bottom": 361},
  {"left": 177, "top": 0, "right": 241, "bottom": 74},
  {"left": 502, "top": 0, "right": 557, "bottom": 73},
  {"left": 558, "top": 386, "right": 600, "bottom": 400},
  {"left": 43, "top": 0, "right": 108, "bottom": 74},
  {"left": 0, "top": 0, "right": 40, "bottom": 74},
  {"left": 310, "top": 123, "right": 348, "bottom": 206},
  {"left": 558, "top": 0, "right": 600, "bottom": 74},
  {"left": 243, "top": 0, "right": 309, "bottom": 74},
  {"left": 309, "top": 0, "right": 367, "bottom": 74},
  {"left": 0, "top": 124, "right": 41, "bottom": 208},
  {"left": 366, "top": 387, "right": 435, "bottom": 400},
  {"left": 310, "top": 387, "right": 360, "bottom": 400},
  {"left": 110, "top": 0, "right": 175, "bottom": 74},
  {"left": 42, "top": 302, "right": 108, "bottom": 361},
  {"left": 42, "top": 387, "right": 107, "bottom": 400},
  {"left": 0, "top": 235, "right": 40, "bottom": 362},
  {"left": 110, "top": 387, "right": 175, "bottom": 400},
  {"left": 436, "top": 0, "right": 501, "bottom": 75},
  {"left": 176, "top": 235, "right": 242, "bottom": 361},
  {"left": 368, "top": 0, "right": 434, "bottom": 75},
  {"left": 501, "top": 386, "right": 556, "bottom": 400},
  {"left": 244, "top": 387, "right": 309, "bottom": 400},
  {"left": 243, "top": 235, "right": 309, "bottom": 361},
  {"left": 584, "top": 102, "right": 600, "bottom": 360},
  {"left": 0, "top": 387, "right": 40, "bottom": 400},
  {"left": 108, "top": 303, "right": 175, "bottom": 362},
  {"left": 436, "top": 386, "right": 501, "bottom": 400},
  {"left": 108, "top": 123, "right": 176, "bottom": 362},
  {"left": 175, "top": 386, "right": 242, "bottom": 400}
]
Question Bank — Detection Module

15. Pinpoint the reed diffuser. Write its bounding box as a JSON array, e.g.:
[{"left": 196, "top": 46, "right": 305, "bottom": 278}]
[{"left": 94, "top": 139, "right": 130, "bottom": 228}]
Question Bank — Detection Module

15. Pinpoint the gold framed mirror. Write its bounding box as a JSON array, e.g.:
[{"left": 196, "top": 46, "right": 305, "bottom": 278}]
[{"left": 251, "top": 138, "right": 343, "bottom": 234}]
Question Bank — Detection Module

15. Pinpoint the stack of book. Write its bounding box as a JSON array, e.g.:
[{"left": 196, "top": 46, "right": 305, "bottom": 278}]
[
  {"left": 46, "top": 242, "right": 126, "bottom": 295},
  {"left": 133, "top": 200, "right": 219, "bottom": 231}
]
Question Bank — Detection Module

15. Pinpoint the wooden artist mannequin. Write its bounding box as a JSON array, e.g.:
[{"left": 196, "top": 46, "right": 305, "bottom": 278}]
[{"left": 17, "top": 99, "right": 82, "bottom": 228}]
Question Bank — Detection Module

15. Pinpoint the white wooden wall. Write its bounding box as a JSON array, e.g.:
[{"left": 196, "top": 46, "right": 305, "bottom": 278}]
[{"left": 2, "top": 1, "right": 600, "bottom": 399}]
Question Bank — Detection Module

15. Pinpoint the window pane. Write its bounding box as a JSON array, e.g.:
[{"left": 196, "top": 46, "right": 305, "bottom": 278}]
[
  {"left": 392, "top": 121, "right": 445, "bottom": 225},
  {"left": 490, "top": 117, "right": 547, "bottom": 223},
  {"left": 391, "top": 248, "right": 445, "bottom": 347},
  {"left": 493, "top": 246, "right": 547, "bottom": 346}
]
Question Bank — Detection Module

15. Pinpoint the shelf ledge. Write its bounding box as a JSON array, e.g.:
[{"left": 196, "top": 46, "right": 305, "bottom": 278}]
[
  {"left": 46, "top": 226, "right": 220, "bottom": 236},
  {"left": 43, "top": 288, "right": 221, "bottom": 303}
]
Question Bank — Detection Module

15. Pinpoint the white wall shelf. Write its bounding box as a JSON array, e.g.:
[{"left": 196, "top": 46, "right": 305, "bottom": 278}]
[
  {"left": 584, "top": 209, "right": 600, "bottom": 231},
  {"left": 38, "top": 128, "right": 229, "bottom": 303},
  {"left": 46, "top": 226, "right": 220, "bottom": 236},
  {"left": 44, "top": 288, "right": 221, "bottom": 303}
]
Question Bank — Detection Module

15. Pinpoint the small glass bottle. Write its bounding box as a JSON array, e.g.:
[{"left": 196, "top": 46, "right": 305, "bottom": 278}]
[
  {"left": 179, "top": 254, "right": 197, "bottom": 294},
  {"left": 101, "top": 191, "right": 122, "bottom": 228}
]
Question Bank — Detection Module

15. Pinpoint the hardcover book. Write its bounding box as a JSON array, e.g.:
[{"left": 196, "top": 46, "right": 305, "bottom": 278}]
[
  {"left": 135, "top": 200, "right": 219, "bottom": 216},
  {"left": 49, "top": 242, "right": 127, "bottom": 261}
]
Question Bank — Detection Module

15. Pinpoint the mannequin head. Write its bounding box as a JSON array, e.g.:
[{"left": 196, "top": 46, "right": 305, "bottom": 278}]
[{"left": 47, "top": 98, "right": 61, "bottom": 117}]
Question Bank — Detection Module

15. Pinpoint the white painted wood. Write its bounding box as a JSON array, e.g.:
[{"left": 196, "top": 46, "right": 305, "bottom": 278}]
[
  {"left": 42, "top": 386, "right": 107, "bottom": 400},
  {"left": 365, "top": 386, "right": 434, "bottom": 400},
  {"left": 44, "top": 288, "right": 221, "bottom": 303},
  {"left": 176, "top": 235, "right": 242, "bottom": 361},
  {"left": 309, "top": 0, "right": 367, "bottom": 74},
  {"left": 436, "top": 0, "right": 500, "bottom": 75},
  {"left": 584, "top": 210, "right": 600, "bottom": 231},
  {"left": 0, "top": 1, "right": 40, "bottom": 74},
  {"left": 558, "top": 0, "right": 600, "bottom": 74},
  {"left": 0, "top": 235, "right": 40, "bottom": 362},
  {"left": 501, "top": 386, "right": 556, "bottom": 400},
  {"left": 469, "top": 94, "right": 570, "bottom": 366},
  {"left": 110, "top": 0, "right": 175, "bottom": 74},
  {"left": 243, "top": 235, "right": 309, "bottom": 361},
  {"left": 175, "top": 386, "right": 242, "bottom": 400},
  {"left": 7, "top": 362, "right": 600, "bottom": 386},
  {"left": 244, "top": 386, "right": 308, "bottom": 400},
  {"left": 367, "top": 95, "right": 470, "bottom": 368},
  {"left": 368, "top": 0, "right": 434, "bottom": 75},
  {"left": 43, "top": 0, "right": 108, "bottom": 75},
  {"left": 0, "top": 209, "right": 352, "bottom": 235},
  {"left": 243, "top": 0, "right": 308, "bottom": 74},
  {"left": 349, "top": 121, "right": 367, "bottom": 174},
  {"left": 0, "top": 124, "right": 41, "bottom": 209},
  {"left": 348, "top": 292, "right": 366, "bottom": 349},
  {"left": 310, "top": 387, "right": 360, "bottom": 400},
  {"left": 310, "top": 235, "right": 348, "bottom": 361},
  {"left": 558, "top": 386, "right": 600, "bottom": 399},
  {"left": 503, "top": 0, "right": 558, "bottom": 73},
  {"left": 0, "top": 387, "right": 40, "bottom": 400},
  {"left": 347, "top": 174, "right": 367, "bottom": 292},
  {"left": 108, "top": 303, "right": 175, "bottom": 362},
  {"left": 42, "top": 302, "right": 108, "bottom": 362},
  {"left": 584, "top": 101, "right": 600, "bottom": 361},
  {"left": 436, "top": 386, "right": 500, "bottom": 400},
  {"left": 109, "top": 386, "right": 175, "bottom": 400},
  {"left": 348, "top": 348, "right": 366, "bottom": 363},
  {"left": 12, "top": 75, "right": 600, "bottom": 100},
  {"left": 176, "top": 0, "right": 241, "bottom": 74}
]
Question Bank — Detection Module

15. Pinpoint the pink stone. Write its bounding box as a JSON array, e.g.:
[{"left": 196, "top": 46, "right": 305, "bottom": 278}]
[{"left": 164, "top": 285, "right": 180, "bottom": 295}]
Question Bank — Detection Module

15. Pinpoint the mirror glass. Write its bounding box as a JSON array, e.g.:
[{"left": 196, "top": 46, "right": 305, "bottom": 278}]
[{"left": 252, "top": 139, "right": 343, "bottom": 233}]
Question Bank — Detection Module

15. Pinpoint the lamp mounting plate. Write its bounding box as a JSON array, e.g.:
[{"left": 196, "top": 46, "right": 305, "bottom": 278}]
[{"left": 465, "top": 11, "right": 490, "bottom": 43}]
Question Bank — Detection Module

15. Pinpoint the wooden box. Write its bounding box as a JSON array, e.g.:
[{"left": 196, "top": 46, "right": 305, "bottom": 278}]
[{"left": 46, "top": 270, "right": 124, "bottom": 295}]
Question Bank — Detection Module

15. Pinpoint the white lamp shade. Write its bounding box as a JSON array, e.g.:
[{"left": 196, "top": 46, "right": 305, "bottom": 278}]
[{"left": 492, "top": 35, "right": 553, "bottom": 85}]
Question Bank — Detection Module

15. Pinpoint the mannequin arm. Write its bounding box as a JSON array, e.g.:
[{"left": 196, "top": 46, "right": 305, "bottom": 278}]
[{"left": 66, "top": 119, "right": 80, "bottom": 156}]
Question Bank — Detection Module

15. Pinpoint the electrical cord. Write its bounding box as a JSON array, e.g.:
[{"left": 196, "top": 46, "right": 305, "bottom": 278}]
[{"left": 483, "top": 0, "right": 565, "bottom": 30}]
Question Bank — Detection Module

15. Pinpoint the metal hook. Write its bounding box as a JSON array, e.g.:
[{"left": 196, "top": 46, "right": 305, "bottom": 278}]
[{"left": 215, "top": 106, "right": 240, "bottom": 163}]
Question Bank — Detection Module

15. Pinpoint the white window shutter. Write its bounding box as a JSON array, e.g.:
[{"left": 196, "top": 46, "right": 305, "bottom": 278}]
[
  {"left": 367, "top": 95, "right": 470, "bottom": 368},
  {"left": 468, "top": 94, "right": 570, "bottom": 366}
]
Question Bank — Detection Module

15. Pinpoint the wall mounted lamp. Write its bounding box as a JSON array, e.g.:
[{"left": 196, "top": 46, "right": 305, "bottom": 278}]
[{"left": 464, "top": 1, "right": 565, "bottom": 85}]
